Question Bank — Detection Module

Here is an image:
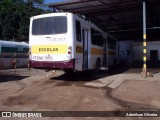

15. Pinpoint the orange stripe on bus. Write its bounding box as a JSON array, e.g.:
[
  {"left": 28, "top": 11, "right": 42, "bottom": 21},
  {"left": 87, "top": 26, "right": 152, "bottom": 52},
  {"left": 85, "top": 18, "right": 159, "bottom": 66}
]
[
  {"left": 76, "top": 45, "right": 83, "bottom": 54},
  {"left": 91, "top": 48, "right": 103, "bottom": 55},
  {"left": 107, "top": 50, "right": 115, "bottom": 55},
  {"left": 76, "top": 46, "right": 115, "bottom": 56}
]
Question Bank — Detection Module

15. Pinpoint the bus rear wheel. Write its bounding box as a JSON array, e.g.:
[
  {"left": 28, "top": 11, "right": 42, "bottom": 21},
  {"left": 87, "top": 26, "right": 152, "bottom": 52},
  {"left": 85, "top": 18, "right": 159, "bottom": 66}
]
[{"left": 95, "top": 59, "right": 100, "bottom": 73}]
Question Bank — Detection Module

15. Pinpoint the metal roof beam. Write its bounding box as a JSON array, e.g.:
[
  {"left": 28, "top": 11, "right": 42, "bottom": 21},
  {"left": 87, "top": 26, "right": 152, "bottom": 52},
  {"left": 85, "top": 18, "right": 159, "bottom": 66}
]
[
  {"left": 107, "top": 16, "right": 122, "bottom": 31},
  {"left": 85, "top": 4, "right": 141, "bottom": 16},
  {"left": 67, "top": 0, "right": 137, "bottom": 12},
  {"left": 48, "top": 0, "right": 97, "bottom": 7},
  {"left": 97, "top": 0, "right": 107, "bottom": 5},
  {"left": 99, "top": 17, "right": 143, "bottom": 25},
  {"left": 147, "top": 0, "right": 155, "bottom": 28}
]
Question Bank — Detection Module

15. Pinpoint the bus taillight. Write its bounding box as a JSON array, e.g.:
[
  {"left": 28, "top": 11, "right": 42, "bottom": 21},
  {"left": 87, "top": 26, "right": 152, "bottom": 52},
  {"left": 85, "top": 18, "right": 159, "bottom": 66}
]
[{"left": 68, "top": 46, "right": 72, "bottom": 54}]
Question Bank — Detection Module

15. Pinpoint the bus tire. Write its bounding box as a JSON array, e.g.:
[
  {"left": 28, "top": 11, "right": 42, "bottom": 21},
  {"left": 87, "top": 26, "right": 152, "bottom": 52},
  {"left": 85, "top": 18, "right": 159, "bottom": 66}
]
[{"left": 95, "top": 59, "right": 100, "bottom": 73}]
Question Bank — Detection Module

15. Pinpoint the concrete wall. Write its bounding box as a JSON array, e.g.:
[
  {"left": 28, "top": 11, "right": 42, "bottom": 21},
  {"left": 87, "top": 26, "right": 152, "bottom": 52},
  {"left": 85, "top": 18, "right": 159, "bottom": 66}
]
[
  {"left": 117, "top": 41, "right": 133, "bottom": 66},
  {"left": 133, "top": 41, "right": 160, "bottom": 68},
  {"left": 117, "top": 41, "right": 160, "bottom": 68}
]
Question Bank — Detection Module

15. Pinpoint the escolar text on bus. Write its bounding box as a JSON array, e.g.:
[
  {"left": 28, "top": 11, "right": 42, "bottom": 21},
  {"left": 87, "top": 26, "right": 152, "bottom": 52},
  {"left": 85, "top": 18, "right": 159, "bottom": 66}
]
[{"left": 39, "top": 48, "right": 58, "bottom": 52}]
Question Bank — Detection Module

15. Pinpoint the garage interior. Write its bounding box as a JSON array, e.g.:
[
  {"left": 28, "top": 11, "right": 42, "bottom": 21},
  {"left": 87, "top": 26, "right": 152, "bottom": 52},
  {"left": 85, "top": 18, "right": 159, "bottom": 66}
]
[{"left": 47, "top": 0, "right": 160, "bottom": 68}]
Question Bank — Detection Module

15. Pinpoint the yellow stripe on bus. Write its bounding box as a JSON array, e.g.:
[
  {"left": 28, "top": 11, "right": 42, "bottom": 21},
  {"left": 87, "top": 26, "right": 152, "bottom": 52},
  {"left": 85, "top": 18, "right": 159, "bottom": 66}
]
[
  {"left": 31, "top": 45, "right": 67, "bottom": 54},
  {"left": 77, "top": 46, "right": 115, "bottom": 56},
  {"left": 91, "top": 48, "right": 103, "bottom": 55},
  {"left": 108, "top": 51, "right": 115, "bottom": 56},
  {"left": 76, "top": 45, "right": 83, "bottom": 54}
]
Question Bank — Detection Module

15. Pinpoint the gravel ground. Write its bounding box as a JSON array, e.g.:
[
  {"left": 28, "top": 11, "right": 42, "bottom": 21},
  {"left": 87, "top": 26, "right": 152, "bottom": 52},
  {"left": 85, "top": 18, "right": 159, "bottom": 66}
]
[{"left": 0, "top": 68, "right": 160, "bottom": 120}]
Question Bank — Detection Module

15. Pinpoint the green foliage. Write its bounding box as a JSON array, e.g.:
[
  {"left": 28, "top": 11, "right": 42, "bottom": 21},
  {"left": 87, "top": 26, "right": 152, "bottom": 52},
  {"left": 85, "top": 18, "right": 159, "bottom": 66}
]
[{"left": 0, "top": 0, "right": 48, "bottom": 41}]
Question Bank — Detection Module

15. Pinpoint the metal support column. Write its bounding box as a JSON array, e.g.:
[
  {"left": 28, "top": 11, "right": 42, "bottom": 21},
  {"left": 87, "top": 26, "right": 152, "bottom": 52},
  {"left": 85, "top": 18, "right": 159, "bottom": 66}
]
[{"left": 141, "top": 0, "right": 147, "bottom": 77}]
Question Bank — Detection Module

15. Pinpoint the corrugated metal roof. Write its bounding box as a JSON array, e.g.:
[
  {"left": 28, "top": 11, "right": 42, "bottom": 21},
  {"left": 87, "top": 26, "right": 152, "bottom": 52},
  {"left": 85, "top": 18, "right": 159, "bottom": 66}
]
[{"left": 47, "top": 0, "right": 160, "bottom": 41}]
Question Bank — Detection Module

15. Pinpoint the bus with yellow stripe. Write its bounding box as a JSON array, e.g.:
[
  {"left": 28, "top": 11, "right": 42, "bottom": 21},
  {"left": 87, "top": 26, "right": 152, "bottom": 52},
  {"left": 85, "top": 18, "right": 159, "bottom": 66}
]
[{"left": 29, "top": 13, "right": 117, "bottom": 72}]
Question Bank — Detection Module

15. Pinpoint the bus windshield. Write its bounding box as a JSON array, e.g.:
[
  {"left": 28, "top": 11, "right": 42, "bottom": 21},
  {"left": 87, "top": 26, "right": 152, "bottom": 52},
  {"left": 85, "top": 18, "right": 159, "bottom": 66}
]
[{"left": 32, "top": 16, "right": 67, "bottom": 35}]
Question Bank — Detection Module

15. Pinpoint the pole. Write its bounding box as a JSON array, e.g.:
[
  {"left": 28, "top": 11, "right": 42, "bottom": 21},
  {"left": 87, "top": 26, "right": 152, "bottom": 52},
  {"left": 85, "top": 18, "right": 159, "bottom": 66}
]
[
  {"left": 28, "top": 60, "right": 30, "bottom": 76},
  {"left": 28, "top": 51, "right": 31, "bottom": 76},
  {"left": 141, "top": 0, "right": 147, "bottom": 77}
]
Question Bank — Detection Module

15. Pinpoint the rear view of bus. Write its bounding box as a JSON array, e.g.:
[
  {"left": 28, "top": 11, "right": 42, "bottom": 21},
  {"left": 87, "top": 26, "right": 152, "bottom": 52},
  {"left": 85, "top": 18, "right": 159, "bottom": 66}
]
[{"left": 29, "top": 13, "right": 75, "bottom": 70}]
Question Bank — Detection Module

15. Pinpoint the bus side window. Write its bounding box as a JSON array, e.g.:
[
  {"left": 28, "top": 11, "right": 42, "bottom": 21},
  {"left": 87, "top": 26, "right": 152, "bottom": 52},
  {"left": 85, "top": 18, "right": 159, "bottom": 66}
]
[
  {"left": 82, "top": 29, "right": 85, "bottom": 41},
  {"left": 76, "top": 20, "right": 81, "bottom": 42},
  {"left": 96, "top": 32, "right": 103, "bottom": 47},
  {"left": 91, "top": 28, "right": 96, "bottom": 45},
  {"left": 91, "top": 28, "right": 103, "bottom": 47}
]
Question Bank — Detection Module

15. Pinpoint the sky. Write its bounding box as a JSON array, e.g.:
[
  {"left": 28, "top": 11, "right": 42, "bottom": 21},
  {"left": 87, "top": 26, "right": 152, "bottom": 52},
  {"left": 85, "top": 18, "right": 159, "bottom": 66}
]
[{"left": 44, "top": 0, "right": 67, "bottom": 4}]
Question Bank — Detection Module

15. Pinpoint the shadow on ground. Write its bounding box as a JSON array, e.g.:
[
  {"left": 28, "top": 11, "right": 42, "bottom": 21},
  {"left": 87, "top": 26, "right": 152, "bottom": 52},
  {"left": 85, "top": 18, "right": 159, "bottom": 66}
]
[
  {"left": 0, "top": 75, "right": 29, "bottom": 83},
  {"left": 50, "top": 65, "right": 130, "bottom": 82}
]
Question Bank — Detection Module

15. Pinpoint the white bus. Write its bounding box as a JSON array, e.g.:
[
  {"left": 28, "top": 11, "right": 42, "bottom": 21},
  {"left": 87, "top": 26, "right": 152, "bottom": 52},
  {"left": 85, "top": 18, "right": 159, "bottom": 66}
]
[{"left": 29, "top": 13, "right": 117, "bottom": 72}]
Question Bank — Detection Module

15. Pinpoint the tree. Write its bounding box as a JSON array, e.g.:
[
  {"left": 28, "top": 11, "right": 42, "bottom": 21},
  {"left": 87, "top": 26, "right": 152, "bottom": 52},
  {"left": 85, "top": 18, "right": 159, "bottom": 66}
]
[
  {"left": 27, "top": 0, "right": 44, "bottom": 4},
  {"left": 0, "top": 0, "right": 48, "bottom": 41}
]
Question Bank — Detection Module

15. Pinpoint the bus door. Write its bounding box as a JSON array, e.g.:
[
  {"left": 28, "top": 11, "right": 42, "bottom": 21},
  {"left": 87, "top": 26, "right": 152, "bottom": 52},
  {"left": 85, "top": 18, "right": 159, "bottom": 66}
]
[{"left": 82, "top": 28, "right": 88, "bottom": 70}]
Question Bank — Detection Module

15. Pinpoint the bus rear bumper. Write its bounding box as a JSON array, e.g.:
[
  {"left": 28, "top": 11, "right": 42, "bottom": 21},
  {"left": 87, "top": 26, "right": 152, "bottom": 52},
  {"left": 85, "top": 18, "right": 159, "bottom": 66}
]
[{"left": 29, "top": 59, "right": 75, "bottom": 69}]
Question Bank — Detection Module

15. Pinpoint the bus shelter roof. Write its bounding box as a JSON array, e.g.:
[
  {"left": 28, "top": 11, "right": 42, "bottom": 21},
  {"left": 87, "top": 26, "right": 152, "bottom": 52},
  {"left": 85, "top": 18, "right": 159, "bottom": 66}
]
[{"left": 47, "top": 0, "right": 160, "bottom": 41}]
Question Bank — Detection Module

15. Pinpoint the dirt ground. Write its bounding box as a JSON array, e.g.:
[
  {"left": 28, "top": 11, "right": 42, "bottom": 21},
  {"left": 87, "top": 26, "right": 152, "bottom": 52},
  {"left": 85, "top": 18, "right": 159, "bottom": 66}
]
[{"left": 0, "top": 68, "right": 160, "bottom": 120}]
